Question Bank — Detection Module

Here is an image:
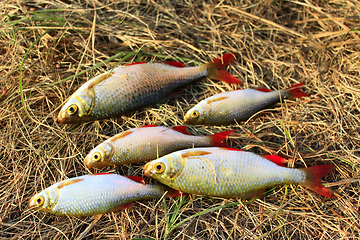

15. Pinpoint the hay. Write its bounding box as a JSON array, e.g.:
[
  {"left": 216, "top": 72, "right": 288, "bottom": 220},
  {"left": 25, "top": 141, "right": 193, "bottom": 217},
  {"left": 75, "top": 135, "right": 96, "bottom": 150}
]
[{"left": 1, "top": 0, "right": 359, "bottom": 239}]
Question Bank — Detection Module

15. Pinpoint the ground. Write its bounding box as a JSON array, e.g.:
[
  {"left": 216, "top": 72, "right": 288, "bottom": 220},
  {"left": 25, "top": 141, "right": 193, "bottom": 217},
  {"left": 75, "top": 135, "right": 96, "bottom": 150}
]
[{"left": 0, "top": 0, "right": 359, "bottom": 239}]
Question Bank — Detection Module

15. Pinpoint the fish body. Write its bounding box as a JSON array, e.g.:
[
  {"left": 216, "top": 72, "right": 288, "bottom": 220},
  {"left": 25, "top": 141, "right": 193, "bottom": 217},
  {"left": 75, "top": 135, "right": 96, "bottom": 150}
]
[
  {"left": 29, "top": 174, "right": 171, "bottom": 216},
  {"left": 143, "top": 147, "right": 334, "bottom": 198},
  {"left": 58, "top": 54, "right": 241, "bottom": 123},
  {"left": 84, "top": 125, "right": 233, "bottom": 169},
  {"left": 184, "top": 83, "right": 308, "bottom": 125}
]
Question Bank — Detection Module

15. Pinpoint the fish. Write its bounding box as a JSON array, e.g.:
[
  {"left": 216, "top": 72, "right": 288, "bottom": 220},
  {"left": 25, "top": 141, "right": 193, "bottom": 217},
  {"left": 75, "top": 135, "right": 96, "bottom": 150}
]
[
  {"left": 57, "top": 53, "right": 241, "bottom": 124},
  {"left": 29, "top": 173, "right": 180, "bottom": 217},
  {"left": 184, "top": 83, "right": 309, "bottom": 125},
  {"left": 84, "top": 125, "right": 233, "bottom": 169},
  {"left": 143, "top": 147, "right": 335, "bottom": 199}
]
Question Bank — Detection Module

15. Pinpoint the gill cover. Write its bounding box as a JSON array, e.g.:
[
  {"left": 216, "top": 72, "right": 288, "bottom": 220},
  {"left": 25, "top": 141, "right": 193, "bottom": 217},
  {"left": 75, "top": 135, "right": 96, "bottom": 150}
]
[
  {"left": 29, "top": 185, "right": 59, "bottom": 212},
  {"left": 57, "top": 71, "right": 111, "bottom": 123},
  {"left": 84, "top": 142, "right": 114, "bottom": 169},
  {"left": 143, "top": 153, "right": 184, "bottom": 183},
  {"left": 184, "top": 99, "right": 211, "bottom": 124}
]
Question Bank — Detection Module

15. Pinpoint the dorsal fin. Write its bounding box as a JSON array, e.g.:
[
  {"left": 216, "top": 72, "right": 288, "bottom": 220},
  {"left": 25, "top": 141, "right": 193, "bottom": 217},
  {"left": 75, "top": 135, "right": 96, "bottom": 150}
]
[
  {"left": 93, "top": 173, "right": 112, "bottom": 176},
  {"left": 207, "top": 96, "right": 228, "bottom": 104},
  {"left": 182, "top": 150, "right": 211, "bottom": 158},
  {"left": 126, "top": 62, "right": 147, "bottom": 66},
  {"left": 58, "top": 178, "right": 84, "bottom": 189},
  {"left": 125, "top": 175, "right": 145, "bottom": 184},
  {"left": 172, "top": 126, "right": 191, "bottom": 135},
  {"left": 261, "top": 155, "right": 287, "bottom": 167},
  {"left": 88, "top": 72, "right": 114, "bottom": 89},
  {"left": 256, "top": 88, "right": 271, "bottom": 92},
  {"left": 164, "top": 62, "right": 185, "bottom": 68},
  {"left": 221, "top": 147, "right": 243, "bottom": 151},
  {"left": 110, "top": 131, "right": 133, "bottom": 142},
  {"left": 140, "top": 125, "right": 158, "bottom": 128}
]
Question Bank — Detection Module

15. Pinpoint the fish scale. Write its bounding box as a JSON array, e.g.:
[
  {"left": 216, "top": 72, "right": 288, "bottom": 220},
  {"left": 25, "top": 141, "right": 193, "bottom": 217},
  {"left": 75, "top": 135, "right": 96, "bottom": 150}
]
[
  {"left": 184, "top": 83, "right": 308, "bottom": 125},
  {"left": 57, "top": 53, "right": 241, "bottom": 123},
  {"left": 84, "top": 126, "right": 233, "bottom": 169},
  {"left": 29, "top": 174, "right": 168, "bottom": 217},
  {"left": 165, "top": 149, "right": 304, "bottom": 197},
  {"left": 143, "top": 147, "right": 334, "bottom": 198},
  {"left": 91, "top": 64, "right": 207, "bottom": 117}
]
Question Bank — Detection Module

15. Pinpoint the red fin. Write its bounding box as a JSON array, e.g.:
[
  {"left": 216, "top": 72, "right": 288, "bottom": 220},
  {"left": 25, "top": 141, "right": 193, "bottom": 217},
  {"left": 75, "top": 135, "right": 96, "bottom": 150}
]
[
  {"left": 209, "top": 130, "right": 234, "bottom": 147},
  {"left": 210, "top": 53, "right": 238, "bottom": 68},
  {"left": 109, "top": 202, "right": 134, "bottom": 212},
  {"left": 301, "top": 165, "right": 335, "bottom": 198},
  {"left": 168, "top": 89, "right": 184, "bottom": 98},
  {"left": 221, "top": 147, "right": 243, "bottom": 151},
  {"left": 118, "top": 202, "right": 133, "bottom": 210},
  {"left": 126, "top": 62, "right": 147, "bottom": 66},
  {"left": 261, "top": 155, "right": 287, "bottom": 167},
  {"left": 164, "top": 62, "right": 185, "bottom": 68},
  {"left": 241, "top": 189, "right": 266, "bottom": 199},
  {"left": 166, "top": 188, "right": 189, "bottom": 198},
  {"left": 125, "top": 175, "right": 145, "bottom": 184},
  {"left": 172, "top": 126, "right": 191, "bottom": 135},
  {"left": 207, "top": 53, "right": 242, "bottom": 84},
  {"left": 256, "top": 88, "right": 271, "bottom": 92},
  {"left": 140, "top": 125, "right": 158, "bottom": 128},
  {"left": 286, "top": 83, "right": 309, "bottom": 98},
  {"left": 210, "top": 70, "right": 243, "bottom": 84},
  {"left": 93, "top": 173, "right": 112, "bottom": 175}
]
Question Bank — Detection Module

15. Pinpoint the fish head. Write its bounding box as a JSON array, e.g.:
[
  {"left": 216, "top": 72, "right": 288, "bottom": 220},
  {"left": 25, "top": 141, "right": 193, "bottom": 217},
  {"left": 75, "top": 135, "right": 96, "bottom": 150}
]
[
  {"left": 143, "top": 152, "right": 185, "bottom": 184},
  {"left": 184, "top": 100, "right": 211, "bottom": 124},
  {"left": 84, "top": 142, "right": 114, "bottom": 169},
  {"left": 57, "top": 85, "right": 95, "bottom": 124},
  {"left": 29, "top": 186, "right": 59, "bottom": 213}
]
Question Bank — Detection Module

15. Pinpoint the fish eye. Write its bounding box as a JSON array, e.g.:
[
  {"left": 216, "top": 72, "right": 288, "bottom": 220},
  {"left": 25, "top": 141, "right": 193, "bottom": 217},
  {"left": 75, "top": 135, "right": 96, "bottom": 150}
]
[
  {"left": 67, "top": 104, "right": 78, "bottom": 116},
  {"left": 155, "top": 163, "right": 165, "bottom": 173},
  {"left": 92, "top": 152, "right": 102, "bottom": 162},
  {"left": 35, "top": 196, "right": 44, "bottom": 206},
  {"left": 191, "top": 110, "right": 200, "bottom": 118}
]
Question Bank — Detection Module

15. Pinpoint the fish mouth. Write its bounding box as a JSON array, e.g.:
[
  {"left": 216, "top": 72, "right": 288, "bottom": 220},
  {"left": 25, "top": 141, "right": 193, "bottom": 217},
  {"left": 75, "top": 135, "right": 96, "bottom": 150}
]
[
  {"left": 143, "top": 162, "right": 153, "bottom": 177},
  {"left": 29, "top": 197, "right": 40, "bottom": 211},
  {"left": 83, "top": 156, "right": 93, "bottom": 169},
  {"left": 57, "top": 111, "right": 66, "bottom": 124},
  {"left": 183, "top": 114, "right": 192, "bottom": 124},
  {"left": 57, "top": 112, "right": 92, "bottom": 124}
]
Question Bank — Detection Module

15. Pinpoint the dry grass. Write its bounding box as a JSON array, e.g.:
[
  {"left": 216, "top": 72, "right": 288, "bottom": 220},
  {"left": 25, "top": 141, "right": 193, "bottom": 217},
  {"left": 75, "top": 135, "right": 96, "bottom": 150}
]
[{"left": 1, "top": 0, "right": 360, "bottom": 239}]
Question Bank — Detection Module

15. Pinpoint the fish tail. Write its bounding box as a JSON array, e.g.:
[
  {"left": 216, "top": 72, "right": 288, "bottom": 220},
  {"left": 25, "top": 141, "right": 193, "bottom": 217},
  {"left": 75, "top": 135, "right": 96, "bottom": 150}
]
[
  {"left": 301, "top": 165, "right": 335, "bottom": 198},
  {"left": 206, "top": 53, "right": 242, "bottom": 84},
  {"left": 286, "top": 82, "right": 309, "bottom": 98},
  {"left": 208, "top": 130, "right": 234, "bottom": 147}
]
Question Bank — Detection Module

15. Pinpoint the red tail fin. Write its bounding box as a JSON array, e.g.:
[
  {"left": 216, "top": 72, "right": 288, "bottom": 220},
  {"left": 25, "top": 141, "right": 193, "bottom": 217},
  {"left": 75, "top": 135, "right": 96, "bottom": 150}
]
[
  {"left": 286, "top": 83, "right": 309, "bottom": 98},
  {"left": 210, "top": 53, "right": 238, "bottom": 68},
  {"left": 209, "top": 130, "right": 234, "bottom": 147},
  {"left": 301, "top": 165, "right": 335, "bottom": 198},
  {"left": 207, "top": 53, "right": 242, "bottom": 84}
]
